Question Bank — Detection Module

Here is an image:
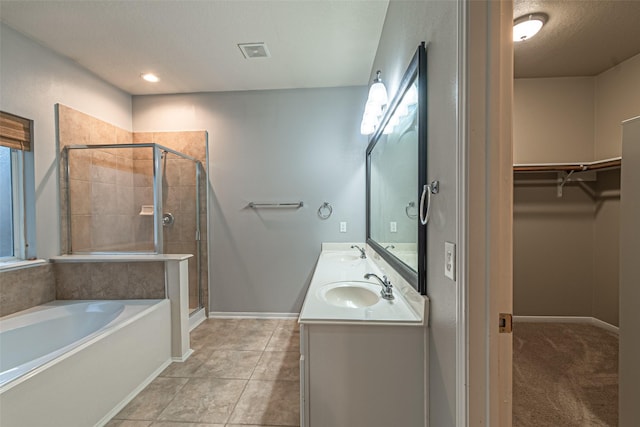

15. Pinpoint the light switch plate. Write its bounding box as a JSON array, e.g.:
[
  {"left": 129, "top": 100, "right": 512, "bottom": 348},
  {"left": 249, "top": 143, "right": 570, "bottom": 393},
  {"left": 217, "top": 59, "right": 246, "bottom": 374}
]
[
  {"left": 444, "top": 241, "right": 456, "bottom": 281},
  {"left": 339, "top": 222, "right": 347, "bottom": 233},
  {"left": 390, "top": 221, "right": 397, "bottom": 233}
]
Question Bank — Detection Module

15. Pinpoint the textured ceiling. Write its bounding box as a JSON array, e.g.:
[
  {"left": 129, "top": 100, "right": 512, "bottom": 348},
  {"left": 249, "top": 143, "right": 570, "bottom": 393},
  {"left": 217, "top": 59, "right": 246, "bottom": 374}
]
[
  {"left": 514, "top": 0, "right": 640, "bottom": 78},
  {"left": 0, "top": 0, "right": 389, "bottom": 95},
  {"left": 2, "top": 1, "right": 639, "bottom": 93}
]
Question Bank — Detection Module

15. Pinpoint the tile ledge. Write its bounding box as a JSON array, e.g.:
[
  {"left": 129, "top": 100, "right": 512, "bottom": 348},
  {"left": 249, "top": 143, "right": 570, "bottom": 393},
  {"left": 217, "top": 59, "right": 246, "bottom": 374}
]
[
  {"left": 49, "top": 254, "right": 193, "bottom": 263},
  {"left": 0, "top": 259, "right": 48, "bottom": 272}
]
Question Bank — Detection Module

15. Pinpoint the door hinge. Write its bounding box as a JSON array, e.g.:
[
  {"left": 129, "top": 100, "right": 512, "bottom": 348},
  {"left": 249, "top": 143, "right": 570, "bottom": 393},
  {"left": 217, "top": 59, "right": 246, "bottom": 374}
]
[{"left": 499, "top": 313, "right": 513, "bottom": 333}]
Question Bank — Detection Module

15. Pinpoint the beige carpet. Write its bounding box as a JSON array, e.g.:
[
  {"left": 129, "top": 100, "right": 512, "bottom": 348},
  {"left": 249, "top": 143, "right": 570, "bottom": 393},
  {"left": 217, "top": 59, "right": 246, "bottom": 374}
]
[{"left": 513, "top": 322, "right": 618, "bottom": 427}]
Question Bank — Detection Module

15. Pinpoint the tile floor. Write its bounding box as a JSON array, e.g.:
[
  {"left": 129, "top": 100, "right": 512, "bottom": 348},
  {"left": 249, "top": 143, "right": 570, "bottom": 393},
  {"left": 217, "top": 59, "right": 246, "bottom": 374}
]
[{"left": 106, "top": 318, "right": 301, "bottom": 427}]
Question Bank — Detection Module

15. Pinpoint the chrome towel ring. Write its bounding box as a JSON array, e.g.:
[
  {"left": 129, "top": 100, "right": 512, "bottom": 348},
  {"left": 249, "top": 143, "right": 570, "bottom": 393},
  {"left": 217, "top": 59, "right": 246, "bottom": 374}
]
[
  {"left": 405, "top": 201, "right": 418, "bottom": 219},
  {"left": 317, "top": 202, "right": 333, "bottom": 219}
]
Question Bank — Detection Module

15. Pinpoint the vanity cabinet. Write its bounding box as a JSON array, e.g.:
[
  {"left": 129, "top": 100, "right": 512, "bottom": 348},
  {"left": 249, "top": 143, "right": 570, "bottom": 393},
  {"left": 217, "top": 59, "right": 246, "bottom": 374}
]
[{"left": 299, "top": 322, "right": 425, "bottom": 427}]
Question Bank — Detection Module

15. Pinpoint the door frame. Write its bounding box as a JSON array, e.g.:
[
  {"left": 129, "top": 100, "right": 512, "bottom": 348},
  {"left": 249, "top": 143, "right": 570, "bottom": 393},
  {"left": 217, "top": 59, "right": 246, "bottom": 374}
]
[{"left": 458, "top": 0, "right": 514, "bottom": 425}]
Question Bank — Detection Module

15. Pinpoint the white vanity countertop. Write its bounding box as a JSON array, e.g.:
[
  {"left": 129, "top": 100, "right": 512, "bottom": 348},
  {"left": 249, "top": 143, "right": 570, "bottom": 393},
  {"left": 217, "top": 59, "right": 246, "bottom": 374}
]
[{"left": 299, "top": 244, "right": 427, "bottom": 326}]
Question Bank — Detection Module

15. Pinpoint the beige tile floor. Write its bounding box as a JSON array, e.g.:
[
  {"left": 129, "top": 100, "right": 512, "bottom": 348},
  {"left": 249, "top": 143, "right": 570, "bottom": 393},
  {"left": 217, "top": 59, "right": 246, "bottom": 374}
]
[{"left": 106, "top": 318, "right": 300, "bottom": 427}]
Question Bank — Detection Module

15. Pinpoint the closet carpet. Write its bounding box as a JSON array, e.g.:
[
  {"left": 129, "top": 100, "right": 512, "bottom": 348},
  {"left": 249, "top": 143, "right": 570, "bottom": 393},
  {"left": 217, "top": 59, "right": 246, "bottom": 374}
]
[{"left": 513, "top": 322, "right": 618, "bottom": 427}]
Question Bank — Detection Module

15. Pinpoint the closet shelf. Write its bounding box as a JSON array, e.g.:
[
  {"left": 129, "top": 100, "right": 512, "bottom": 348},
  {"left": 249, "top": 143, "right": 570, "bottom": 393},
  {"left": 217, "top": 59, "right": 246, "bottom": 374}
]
[
  {"left": 513, "top": 156, "right": 621, "bottom": 172},
  {"left": 514, "top": 156, "right": 621, "bottom": 198}
]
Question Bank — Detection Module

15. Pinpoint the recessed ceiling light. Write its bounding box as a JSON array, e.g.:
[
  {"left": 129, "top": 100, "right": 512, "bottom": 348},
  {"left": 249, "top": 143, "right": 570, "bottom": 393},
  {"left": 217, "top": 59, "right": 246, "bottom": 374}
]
[
  {"left": 513, "top": 13, "right": 547, "bottom": 42},
  {"left": 141, "top": 73, "right": 160, "bottom": 83},
  {"left": 238, "top": 43, "right": 271, "bottom": 59}
]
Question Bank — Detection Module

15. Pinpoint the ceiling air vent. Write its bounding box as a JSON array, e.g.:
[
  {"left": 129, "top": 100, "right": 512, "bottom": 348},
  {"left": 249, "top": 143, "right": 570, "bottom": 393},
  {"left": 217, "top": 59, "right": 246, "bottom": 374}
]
[{"left": 238, "top": 42, "right": 271, "bottom": 59}]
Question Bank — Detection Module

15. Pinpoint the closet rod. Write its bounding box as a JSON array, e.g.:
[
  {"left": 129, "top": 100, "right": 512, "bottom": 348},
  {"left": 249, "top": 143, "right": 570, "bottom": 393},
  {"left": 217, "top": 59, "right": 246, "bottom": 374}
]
[{"left": 513, "top": 156, "right": 621, "bottom": 172}]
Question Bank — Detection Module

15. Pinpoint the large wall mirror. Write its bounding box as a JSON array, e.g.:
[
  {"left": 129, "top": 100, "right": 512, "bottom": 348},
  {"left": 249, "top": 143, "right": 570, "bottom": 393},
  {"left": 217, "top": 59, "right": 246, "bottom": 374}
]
[{"left": 366, "top": 43, "right": 427, "bottom": 294}]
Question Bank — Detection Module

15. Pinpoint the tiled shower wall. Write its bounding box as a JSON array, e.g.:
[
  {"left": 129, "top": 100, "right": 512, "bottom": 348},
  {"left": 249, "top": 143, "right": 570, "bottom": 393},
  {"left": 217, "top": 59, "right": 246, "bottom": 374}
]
[
  {"left": 57, "top": 105, "right": 209, "bottom": 313},
  {"left": 134, "top": 132, "right": 208, "bottom": 311}
]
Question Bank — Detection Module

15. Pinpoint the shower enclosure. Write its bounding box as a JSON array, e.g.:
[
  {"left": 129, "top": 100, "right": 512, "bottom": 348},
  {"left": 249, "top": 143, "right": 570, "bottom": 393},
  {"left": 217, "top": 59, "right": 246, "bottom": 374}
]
[{"left": 63, "top": 143, "right": 206, "bottom": 316}]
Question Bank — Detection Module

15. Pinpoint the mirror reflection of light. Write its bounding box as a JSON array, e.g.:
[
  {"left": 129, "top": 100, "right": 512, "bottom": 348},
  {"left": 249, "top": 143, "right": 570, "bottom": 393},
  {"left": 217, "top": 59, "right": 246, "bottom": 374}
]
[{"left": 405, "top": 85, "right": 418, "bottom": 105}]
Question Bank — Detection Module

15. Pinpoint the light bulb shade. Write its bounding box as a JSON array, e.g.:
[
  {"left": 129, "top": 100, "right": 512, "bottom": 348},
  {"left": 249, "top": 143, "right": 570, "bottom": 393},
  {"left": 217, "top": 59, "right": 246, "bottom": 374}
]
[
  {"left": 363, "top": 100, "right": 382, "bottom": 118},
  {"left": 513, "top": 13, "right": 547, "bottom": 42},
  {"left": 360, "top": 117, "right": 376, "bottom": 135},
  {"left": 368, "top": 81, "right": 388, "bottom": 106}
]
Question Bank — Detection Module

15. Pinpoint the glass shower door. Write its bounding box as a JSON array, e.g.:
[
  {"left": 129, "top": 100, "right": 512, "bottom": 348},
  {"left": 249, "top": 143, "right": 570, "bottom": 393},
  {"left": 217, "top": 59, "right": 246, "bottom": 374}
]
[{"left": 160, "top": 150, "right": 202, "bottom": 314}]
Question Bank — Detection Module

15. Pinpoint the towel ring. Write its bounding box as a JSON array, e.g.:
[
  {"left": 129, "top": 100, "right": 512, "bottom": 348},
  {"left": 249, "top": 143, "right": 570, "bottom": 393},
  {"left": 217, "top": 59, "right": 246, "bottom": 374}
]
[
  {"left": 405, "top": 201, "right": 418, "bottom": 219},
  {"left": 317, "top": 202, "right": 333, "bottom": 220}
]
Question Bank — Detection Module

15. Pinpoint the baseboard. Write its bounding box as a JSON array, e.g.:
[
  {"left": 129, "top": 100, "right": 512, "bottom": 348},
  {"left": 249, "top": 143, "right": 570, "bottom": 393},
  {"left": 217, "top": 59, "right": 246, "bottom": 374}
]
[
  {"left": 96, "top": 358, "right": 172, "bottom": 427},
  {"left": 189, "top": 307, "right": 206, "bottom": 331},
  {"left": 208, "top": 311, "right": 299, "bottom": 319},
  {"left": 172, "top": 348, "right": 194, "bottom": 363},
  {"left": 513, "top": 315, "right": 619, "bottom": 334}
]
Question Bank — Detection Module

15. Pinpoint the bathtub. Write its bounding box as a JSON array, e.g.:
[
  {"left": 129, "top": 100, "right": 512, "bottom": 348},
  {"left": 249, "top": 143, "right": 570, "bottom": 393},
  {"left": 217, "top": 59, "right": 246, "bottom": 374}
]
[{"left": 0, "top": 299, "right": 171, "bottom": 427}]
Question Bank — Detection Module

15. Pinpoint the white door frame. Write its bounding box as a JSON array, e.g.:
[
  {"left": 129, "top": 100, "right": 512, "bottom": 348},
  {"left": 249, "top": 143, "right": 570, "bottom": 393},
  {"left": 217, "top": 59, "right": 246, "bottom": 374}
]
[{"left": 458, "top": 1, "right": 514, "bottom": 426}]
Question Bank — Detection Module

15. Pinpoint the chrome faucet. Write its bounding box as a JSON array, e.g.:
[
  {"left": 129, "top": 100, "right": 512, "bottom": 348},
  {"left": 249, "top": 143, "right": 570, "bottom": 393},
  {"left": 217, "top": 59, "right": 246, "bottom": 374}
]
[
  {"left": 351, "top": 245, "right": 366, "bottom": 259},
  {"left": 364, "top": 273, "right": 394, "bottom": 300}
]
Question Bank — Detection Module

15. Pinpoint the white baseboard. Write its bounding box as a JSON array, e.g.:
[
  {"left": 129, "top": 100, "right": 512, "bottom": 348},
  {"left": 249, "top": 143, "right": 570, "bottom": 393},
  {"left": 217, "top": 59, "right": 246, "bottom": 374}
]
[
  {"left": 96, "top": 358, "right": 172, "bottom": 427},
  {"left": 172, "top": 348, "right": 194, "bottom": 363},
  {"left": 189, "top": 308, "right": 206, "bottom": 331},
  {"left": 208, "top": 311, "right": 299, "bottom": 320},
  {"left": 513, "top": 315, "right": 619, "bottom": 334}
]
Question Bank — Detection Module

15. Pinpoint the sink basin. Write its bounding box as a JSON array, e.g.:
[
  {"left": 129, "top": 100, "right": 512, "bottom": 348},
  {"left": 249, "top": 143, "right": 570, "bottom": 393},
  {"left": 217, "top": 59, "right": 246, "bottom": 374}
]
[
  {"left": 324, "top": 253, "right": 362, "bottom": 262},
  {"left": 318, "top": 281, "right": 380, "bottom": 308}
]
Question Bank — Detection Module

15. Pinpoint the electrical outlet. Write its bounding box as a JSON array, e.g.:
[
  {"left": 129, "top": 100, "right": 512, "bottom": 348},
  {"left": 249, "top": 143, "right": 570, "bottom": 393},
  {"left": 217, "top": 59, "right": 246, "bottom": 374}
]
[
  {"left": 390, "top": 221, "right": 397, "bottom": 233},
  {"left": 339, "top": 222, "right": 347, "bottom": 233},
  {"left": 444, "top": 241, "right": 456, "bottom": 280}
]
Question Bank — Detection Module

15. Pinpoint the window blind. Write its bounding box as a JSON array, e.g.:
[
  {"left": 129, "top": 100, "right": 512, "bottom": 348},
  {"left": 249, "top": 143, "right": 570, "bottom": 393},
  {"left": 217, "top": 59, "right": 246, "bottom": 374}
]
[{"left": 0, "top": 111, "right": 32, "bottom": 151}]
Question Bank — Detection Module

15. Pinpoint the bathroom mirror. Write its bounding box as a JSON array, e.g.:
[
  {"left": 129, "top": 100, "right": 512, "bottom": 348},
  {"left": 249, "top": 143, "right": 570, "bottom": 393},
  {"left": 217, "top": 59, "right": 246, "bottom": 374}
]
[{"left": 366, "top": 43, "right": 427, "bottom": 294}]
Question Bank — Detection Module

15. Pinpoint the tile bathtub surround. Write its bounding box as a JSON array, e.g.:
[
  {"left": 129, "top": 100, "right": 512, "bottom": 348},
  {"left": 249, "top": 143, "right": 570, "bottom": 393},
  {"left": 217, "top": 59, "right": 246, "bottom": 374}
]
[
  {"left": 54, "top": 261, "right": 165, "bottom": 300},
  {"left": 107, "top": 318, "right": 301, "bottom": 427},
  {"left": 0, "top": 263, "right": 56, "bottom": 317}
]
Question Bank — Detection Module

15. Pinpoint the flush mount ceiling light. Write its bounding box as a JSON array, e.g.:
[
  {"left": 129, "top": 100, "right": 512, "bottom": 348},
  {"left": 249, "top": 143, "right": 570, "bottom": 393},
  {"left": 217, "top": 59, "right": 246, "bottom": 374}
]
[
  {"left": 238, "top": 42, "right": 271, "bottom": 59},
  {"left": 513, "top": 13, "right": 547, "bottom": 42},
  {"left": 141, "top": 73, "right": 160, "bottom": 83}
]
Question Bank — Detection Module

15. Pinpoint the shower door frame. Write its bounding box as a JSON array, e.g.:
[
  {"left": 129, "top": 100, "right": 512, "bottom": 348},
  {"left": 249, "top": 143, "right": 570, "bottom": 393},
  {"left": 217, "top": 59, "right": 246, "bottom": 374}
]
[
  {"left": 64, "top": 143, "right": 201, "bottom": 255},
  {"left": 64, "top": 143, "right": 204, "bottom": 313}
]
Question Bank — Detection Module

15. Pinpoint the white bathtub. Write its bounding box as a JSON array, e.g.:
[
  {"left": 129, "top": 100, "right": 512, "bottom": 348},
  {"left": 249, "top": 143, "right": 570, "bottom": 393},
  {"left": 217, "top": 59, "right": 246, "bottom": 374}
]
[{"left": 0, "top": 299, "right": 171, "bottom": 427}]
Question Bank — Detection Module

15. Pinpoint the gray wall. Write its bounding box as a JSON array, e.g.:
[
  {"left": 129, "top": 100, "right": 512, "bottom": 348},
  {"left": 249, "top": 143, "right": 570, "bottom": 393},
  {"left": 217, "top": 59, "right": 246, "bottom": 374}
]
[
  {"left": 371, "top": 1, "right": 459, "bottom": 426},
  {"left": 132, "top": 87, "right": 367, "bottom": 313},
  {"left": 0, "top": 23, "right": 132, "bottom": 260},
  {"left": 513, "top": 181, "right": 596, "bottom": 318}
]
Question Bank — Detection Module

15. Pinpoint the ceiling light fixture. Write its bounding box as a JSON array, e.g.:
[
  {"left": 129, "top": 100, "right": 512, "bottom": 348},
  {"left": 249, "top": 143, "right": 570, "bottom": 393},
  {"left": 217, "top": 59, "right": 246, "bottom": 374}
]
[
  {"left": 513, "top": 13, "right": 547, "bottom": 42},
  {"left": 360, "top": 70, "right": 388, "bottom": 135},
  {"left": 141, "top": 73, "right": 160, "bottom": 83}
]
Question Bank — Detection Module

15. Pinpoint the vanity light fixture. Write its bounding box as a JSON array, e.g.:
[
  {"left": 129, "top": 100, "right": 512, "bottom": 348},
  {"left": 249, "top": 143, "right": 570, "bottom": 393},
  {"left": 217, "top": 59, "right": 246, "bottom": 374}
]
[
  {"left": 141, "top": 73, "right": 160, "bottom": 83},
  {"left": 513, "top": 13, "right": 547, "bottom": 42},
  {"left": 360, "top": 70, "right": 388, "bottom": 135}
]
